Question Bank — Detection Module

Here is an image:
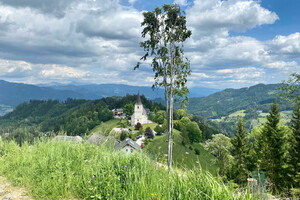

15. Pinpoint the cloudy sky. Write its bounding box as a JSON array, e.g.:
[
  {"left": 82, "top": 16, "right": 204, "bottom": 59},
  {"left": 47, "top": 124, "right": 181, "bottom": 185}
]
[{"left": 0, "top": 0, "right": 299, "bottom": 89}]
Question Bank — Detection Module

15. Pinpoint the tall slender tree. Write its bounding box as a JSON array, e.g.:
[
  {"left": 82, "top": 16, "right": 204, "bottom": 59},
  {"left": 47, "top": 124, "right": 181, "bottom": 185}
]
[
  {"left": 259, "top": 100, "right": 286, "bottom": 192},
  {"left": 231, "top": 117, "right": 250, "bottom": 184},
  {"left": 135, "top": 4, "right": 191, "bottom": 170},
  {"left": 289, "top": 102, "right": 300, "bottom": 187}
]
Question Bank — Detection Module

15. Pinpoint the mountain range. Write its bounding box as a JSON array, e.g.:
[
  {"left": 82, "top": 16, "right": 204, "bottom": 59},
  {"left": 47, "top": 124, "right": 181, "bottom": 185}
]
[{"left": 0, "top": 80, "right": 220, "bottom": 111}]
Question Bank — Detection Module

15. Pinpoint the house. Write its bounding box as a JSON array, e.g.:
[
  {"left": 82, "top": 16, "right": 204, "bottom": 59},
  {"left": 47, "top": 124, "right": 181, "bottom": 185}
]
[
  {"left": 115, "top": 138, "right": 141, "bottom": 153},
  {"left": 52, "top": 136, "right": 83, "bottom": 142},
  {"left": 131, "top": 92, "right": 151, "bottom": 126},
  {"left": 112, "top": 109, "right": 124, "bottom": 116}
]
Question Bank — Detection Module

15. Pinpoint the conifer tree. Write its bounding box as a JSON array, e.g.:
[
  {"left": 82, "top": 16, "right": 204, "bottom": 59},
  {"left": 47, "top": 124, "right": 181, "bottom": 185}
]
[
  {"left": 290, "top": 102, "right": 300, "bottom": 187},
  {"left": 261, "top": 100, "right": 286, "bottom": 192},
  {"left": 231, "top": 117, "right": 250, "bottom": 184}
]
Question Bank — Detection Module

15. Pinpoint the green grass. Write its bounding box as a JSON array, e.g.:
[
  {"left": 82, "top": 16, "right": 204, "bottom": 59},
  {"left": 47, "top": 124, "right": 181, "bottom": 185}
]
[
  {"left": 146, "top": 129, "right": 219, "bottom": 175},
  {"left": 0, "top": 138, "right": 251, "bottom": 200},
  {"left": 228, "top": 110, "right": 246, "bottom": 118},
  {"left": 88, "top": 119, "right": 120, "bottom": 136}
]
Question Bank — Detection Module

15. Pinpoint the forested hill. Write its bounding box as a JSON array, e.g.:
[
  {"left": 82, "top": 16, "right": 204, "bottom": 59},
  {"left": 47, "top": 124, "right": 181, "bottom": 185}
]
[
  {"left": 187, "top": 83, "right": 291, "bottom": 119},
  {"left": 0, "top": 95, "right": 165, "bottom": 144}
]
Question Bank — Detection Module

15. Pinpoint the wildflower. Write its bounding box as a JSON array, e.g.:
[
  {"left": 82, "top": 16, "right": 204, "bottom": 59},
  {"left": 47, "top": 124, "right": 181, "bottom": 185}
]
[
  {"left": 151, "top": 193, "right": 154, "bottom": 196},
  {"left": 88, "top": 181, "right": 91, "bottom": 183},
  {"left": 92, "top": 175, "right": 95, "bottom": 178}
]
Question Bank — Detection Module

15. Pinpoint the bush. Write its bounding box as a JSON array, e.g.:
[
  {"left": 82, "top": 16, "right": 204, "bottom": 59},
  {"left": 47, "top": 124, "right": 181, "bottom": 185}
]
[
  {"left": 144, "top": 127, "right": 154, "bottom": 139},
  {"left": 120, "top": 131, "right": 128, "bottom": 141},
  {"left": 195, "top": 148, "right": 200, "bottom": 155},
  {"left": 134, "top": 122, "right": 143, "bottom": 130}
]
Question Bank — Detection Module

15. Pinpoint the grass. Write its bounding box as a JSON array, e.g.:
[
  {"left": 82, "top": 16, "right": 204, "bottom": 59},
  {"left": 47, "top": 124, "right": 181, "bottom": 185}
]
[
  {"left": 129, "top": 123, "right": 158, "bottom": 131},
  {"left": 88, "top": 119, "right": 120, "bottom": 136},
  {"left": 228, "top": 110, "right": 246, "bottom": 118},
  {"left": 146, "top": 129, "right": 219, "bottom": 175},
  {"left": 0, "top": 138, "right": 252, "bottom": 200}
]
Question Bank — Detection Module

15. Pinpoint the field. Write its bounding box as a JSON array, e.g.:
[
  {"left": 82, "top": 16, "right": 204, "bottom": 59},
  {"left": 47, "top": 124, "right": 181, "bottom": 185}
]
[{"left": 0, "top": 139, "right": 251, "bottom": 200}]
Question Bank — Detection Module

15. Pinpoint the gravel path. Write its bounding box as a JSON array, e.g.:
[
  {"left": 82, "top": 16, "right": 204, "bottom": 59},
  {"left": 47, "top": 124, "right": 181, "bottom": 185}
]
[{"left": 0, "top": 176, "right": 33, "bottom": 200}]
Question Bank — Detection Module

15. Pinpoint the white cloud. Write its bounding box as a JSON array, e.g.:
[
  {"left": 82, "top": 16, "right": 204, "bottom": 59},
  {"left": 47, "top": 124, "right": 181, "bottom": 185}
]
[
  {"left": 268, "top": 32, "right": 300, "bottom": 59},
  {"left": 187, "top": 0, "right": 278, "bottom": 38},
  {"left": 174, "top": 0, "right": 188, "bottom": 6}
]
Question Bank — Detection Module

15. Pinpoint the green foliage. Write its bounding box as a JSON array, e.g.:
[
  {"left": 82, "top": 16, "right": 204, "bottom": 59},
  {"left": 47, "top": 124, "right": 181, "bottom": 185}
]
[
  {"left": 186, "top": 84, "right": 293, "bottom": 135},
  {"left": 289, "top": 102, "right": 300, "bottom": 187},
  {"left": 0, "top": 141, "right": 250, "bottom": 200},
  {"left": 119, "top": 118, "right": 128, "bottom": 128},
  {"left": 205, "top": 134, "right": 233, "bottom": 177},
  {"left": 256, "top": 100, "right": 287, "bottom": 192},
  {"left": 145, "top": 127, "right": 154, "bottom": 139},
  {"left": 194, "top": 148, "right": 200, "bottom": 155},
  {"left": 120, "top": 131, "right": 128, "bottom": 141},
  {"left": 186, "top": 121, "right": 202, "bottom": 143},
  {"left": 231, "top": 117, "right": 250, "bottom": 185},
  {"left": 123, "top": 103, "right": 134, "bottom": 116},
  {"left": 154, "top": 125, "right": 164, "bottom": 133},
  {"left": 148, "top": 110, "right": 166, "bottom": 124}
]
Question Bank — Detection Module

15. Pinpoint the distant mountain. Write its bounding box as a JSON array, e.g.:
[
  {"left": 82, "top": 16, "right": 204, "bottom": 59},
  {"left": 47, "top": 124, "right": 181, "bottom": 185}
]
[
  {"left": 187, "top": 83, "right": 291, "bottom": 119},
  {"left": 0, "top": 80, "right": 82, "bottom": 107},
  {"left": 0, "top": 80, "right": 219, "bottom": 110}
]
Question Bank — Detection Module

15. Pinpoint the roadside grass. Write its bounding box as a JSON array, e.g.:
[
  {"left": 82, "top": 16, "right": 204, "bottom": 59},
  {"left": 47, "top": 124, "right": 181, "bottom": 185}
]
[
  {"left": 146, "top": 129, "right": 219, "bottom": 175},
  {"left": 0, "top": 138, "right": 251, "bottom": 200}
]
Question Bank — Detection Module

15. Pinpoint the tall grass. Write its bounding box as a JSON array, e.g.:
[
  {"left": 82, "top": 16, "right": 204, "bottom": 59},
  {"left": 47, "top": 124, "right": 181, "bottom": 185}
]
[{"left": 0, "top": 138, "right": 252, "bottom": 199}]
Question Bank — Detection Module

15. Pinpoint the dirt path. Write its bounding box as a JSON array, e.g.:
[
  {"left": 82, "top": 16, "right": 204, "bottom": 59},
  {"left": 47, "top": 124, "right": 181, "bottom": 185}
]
[{"left": 0, "top": 176, "right": 33, "bottom": 200}]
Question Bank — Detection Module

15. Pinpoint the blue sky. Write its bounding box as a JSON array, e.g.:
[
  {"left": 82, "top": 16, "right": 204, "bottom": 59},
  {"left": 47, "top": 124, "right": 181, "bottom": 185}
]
[{"left": 0, "top": 0, "right": 299, "bottom": 89}]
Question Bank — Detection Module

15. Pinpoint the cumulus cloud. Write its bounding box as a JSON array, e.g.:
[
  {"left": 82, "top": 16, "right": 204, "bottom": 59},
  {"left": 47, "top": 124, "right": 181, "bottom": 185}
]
[
  {"left": 187, "top": 0, "right": 278, "bottom": 38},
  {"left": 268, "top": 32, "right": 300, "bottom": 59},
  {"left": 0, "top": 0, "right": 299, "bottom": 89}
]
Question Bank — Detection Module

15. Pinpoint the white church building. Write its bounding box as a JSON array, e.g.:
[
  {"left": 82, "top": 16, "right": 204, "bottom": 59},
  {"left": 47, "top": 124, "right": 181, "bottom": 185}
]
[{"left": 131, "top": 92, "right": 151, "bottom": 126}]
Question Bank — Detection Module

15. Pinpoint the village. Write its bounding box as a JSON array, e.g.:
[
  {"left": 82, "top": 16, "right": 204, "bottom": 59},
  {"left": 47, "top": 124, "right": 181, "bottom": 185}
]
[{"left": 53, "top": 92, "right": 165, "bottom": 153}]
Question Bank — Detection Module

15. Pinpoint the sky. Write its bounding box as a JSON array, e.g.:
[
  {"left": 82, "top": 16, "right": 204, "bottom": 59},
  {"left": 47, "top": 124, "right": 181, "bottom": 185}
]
[{"left": 0, "top": 0, "right": 299, "bottom": 89}]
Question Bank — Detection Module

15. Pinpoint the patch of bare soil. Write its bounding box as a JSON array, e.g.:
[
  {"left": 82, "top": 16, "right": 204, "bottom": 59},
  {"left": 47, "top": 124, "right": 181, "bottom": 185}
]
[{"left": 0, "top": 176, "right": 33, "bottom": 200}]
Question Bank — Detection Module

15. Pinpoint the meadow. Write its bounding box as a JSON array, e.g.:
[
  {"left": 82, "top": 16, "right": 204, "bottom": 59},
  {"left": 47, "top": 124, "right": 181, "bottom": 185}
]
[{"left": 0, "top": 138, "right": 252, "bottom": 200}]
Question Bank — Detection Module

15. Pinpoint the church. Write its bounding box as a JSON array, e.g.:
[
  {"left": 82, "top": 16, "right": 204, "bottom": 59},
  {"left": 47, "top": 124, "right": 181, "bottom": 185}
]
[{"left": 131, "top": 92, "right": 149, "bottom": 126}]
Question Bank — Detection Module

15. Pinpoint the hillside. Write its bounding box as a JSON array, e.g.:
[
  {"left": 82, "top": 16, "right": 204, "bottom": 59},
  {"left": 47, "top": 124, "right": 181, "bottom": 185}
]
[
  {"left": 146, "top": 129, "right": 218, "bottom": 174},
  {"left": 0, "top": 95, "right": 164, "bottom": 144},
  {"left": 89, "top": 120, "right": 219, "bottom": 174},
  {"left": 186, "top": 84, "right": 293, "bottom": 135}
]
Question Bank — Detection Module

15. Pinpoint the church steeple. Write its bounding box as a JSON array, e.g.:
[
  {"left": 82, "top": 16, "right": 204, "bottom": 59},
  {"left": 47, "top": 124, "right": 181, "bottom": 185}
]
[{"left": 136, "top": 91, "right": 142, "bottom": 105}]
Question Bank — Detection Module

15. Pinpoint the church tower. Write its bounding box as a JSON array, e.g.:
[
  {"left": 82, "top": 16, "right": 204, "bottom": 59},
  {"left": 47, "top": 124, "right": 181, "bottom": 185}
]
[{"left": 131, "top": 91, "right": 148, "bottom": 126}]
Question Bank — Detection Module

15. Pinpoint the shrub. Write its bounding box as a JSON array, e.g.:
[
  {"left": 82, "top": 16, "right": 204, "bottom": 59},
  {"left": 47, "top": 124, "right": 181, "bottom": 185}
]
[
  {"left": 195, "top": 148, "right": 200, "bottom": 155},
  {"left": 134, "top": 122, "right": 143, "bottom": 130}
]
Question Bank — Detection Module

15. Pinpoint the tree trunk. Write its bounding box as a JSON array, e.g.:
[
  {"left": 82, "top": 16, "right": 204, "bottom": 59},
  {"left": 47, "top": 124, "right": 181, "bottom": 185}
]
[{"left": 168, "top": 43, "right": 174, "bottom": 171}]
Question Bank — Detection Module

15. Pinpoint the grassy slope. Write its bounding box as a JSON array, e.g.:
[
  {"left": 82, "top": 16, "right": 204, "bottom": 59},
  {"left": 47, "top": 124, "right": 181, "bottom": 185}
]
[
  {"left": 0, "top": 140, "right": 250, "bottom": 200},
  {"left": 89, "top": 120, "right": 218, "bottom": 175},
  {"left": 88, "top": 119, "right": 120, "bottom": 136},
  {"left": 146, "top": 129, "right": 219, "bottom": 175}
]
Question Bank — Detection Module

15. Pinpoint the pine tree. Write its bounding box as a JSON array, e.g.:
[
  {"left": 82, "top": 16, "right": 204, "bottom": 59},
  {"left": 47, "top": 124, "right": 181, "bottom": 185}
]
[
  {"left": 261, "top": 100, "right": 286, "bottom": 192},
  {"left": 231, "top": 117, "right": 250, "bottom": 184},
  {"left": 290, "top": 102, "right": 300, "bottom": 187}
]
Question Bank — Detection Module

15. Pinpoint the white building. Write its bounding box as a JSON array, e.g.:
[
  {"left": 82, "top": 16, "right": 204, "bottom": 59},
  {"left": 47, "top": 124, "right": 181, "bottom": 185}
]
[{"left": 131, "top": 92, "right": 149, "bottom": 126}]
